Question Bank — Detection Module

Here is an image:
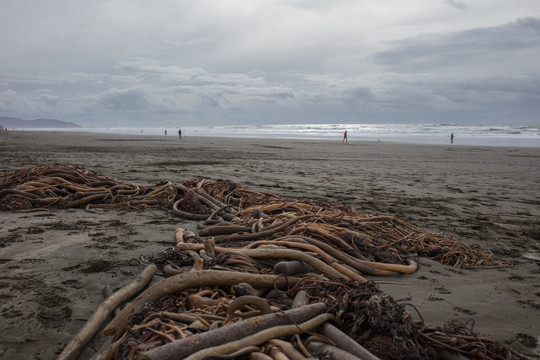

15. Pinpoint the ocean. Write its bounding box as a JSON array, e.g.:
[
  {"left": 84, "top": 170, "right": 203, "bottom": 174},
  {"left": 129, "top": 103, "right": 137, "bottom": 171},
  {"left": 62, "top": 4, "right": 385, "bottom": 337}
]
[{"left": 13, "top": 123, "right": 540, "bottom": 147}]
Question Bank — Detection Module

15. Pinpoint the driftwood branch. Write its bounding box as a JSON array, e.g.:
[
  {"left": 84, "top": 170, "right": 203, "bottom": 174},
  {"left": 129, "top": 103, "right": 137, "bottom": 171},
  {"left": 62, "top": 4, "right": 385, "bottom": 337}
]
[
  {"left": 320, "top": 323, "right": 381, "bottom": 360},
  {"left": 268, "top": 339, "right": 306, "bottom": 360},
  {"left": 141, "top": 302, "right": 328, "bottom": 360},
  {"left": 102, "top": 270, "right": 301, "bottom": 339},
  {"left": 307, "top": 341, "right": 364, "bottom": 360},
  {"left": 57, "top": 265, "right": 157, "bottom": 360},
  {"left": 184, "top": 313, "right": 335, "bottom": 360}
]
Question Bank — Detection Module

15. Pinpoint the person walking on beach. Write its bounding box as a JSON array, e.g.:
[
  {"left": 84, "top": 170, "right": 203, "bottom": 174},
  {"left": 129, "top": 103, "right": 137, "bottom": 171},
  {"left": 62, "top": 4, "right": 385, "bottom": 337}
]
[
  {"left": 178, "top": 129, "right": 182, "bottom": 139},
  {"left": 450, "top": 133, "right": 454, "bottom": 144},
  {"left": 343, "top": 130, "right": 348, "bottom": 143}
]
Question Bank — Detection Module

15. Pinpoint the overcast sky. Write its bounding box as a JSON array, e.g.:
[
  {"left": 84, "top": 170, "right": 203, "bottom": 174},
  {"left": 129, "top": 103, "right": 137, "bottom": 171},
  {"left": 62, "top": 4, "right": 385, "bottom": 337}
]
[{"left": 1, "top": 0, "right": 539, "bottom": 127}]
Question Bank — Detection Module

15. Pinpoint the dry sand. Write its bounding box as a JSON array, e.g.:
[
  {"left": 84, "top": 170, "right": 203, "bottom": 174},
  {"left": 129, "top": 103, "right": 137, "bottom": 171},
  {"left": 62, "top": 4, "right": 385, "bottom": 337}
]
[{"left": 0, "top": 130, "right": 539, "bottom": 359}]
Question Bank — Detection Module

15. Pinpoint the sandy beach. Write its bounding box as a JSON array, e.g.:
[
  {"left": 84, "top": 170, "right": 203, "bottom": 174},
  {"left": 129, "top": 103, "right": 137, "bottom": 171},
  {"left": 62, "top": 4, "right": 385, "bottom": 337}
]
[{"left": 0, "top": 130, "right": 539, "bottom": 359}]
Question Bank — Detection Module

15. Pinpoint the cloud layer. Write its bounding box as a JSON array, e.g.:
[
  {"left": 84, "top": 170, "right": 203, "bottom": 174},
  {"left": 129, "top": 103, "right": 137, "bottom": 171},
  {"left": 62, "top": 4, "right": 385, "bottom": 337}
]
[{"left": 0, "top": 0, "right": 539, "bottom": 126}]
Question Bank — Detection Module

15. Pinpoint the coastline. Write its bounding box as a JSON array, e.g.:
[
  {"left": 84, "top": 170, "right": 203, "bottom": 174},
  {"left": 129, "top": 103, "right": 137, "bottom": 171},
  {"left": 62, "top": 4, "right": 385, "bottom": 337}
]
[
  {"left": 4, "top": 125, "right": 540, "bottom": 148},
  {"left": 0, "top": 130, "right": 539, "bottom": 358}
]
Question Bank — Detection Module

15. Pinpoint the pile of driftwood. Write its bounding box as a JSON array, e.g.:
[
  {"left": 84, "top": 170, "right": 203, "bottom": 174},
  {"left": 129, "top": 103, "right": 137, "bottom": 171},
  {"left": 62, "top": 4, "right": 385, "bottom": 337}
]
[{"left": 1, "top": 165, "right": 531, "bottom": 360}]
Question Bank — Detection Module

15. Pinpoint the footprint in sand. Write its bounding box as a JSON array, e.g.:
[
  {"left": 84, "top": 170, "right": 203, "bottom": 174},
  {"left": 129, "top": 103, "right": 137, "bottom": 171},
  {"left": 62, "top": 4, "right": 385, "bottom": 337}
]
[
  {"left": 36, "top": 306, "right": 72, "bottom": 327},
  {"left": 435, "top": 286, "right": 451, "bottom": 294},
  {"left": 453, "top": 306, "right": 476, "bottom": 315},
  {"left": 34, "top": 292, "right": 72, "bottom": 328}
]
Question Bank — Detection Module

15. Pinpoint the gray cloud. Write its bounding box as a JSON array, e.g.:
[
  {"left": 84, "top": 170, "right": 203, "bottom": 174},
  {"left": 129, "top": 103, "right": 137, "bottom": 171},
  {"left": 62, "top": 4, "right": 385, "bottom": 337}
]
[
  {"left": 0, "top": 1, "right": 539, "bottom": 126},
  {"left": 96, "top": 88, "right": 150, "bottom": 110},
  {"left": 445, "top": 0, "right": 467, "bottom": 10},
  {"left": 37, "top": 93, "right": 60, "bottom": 107},
  {"left": 373, "top": 17, "right": 540, "bottom": 71}
]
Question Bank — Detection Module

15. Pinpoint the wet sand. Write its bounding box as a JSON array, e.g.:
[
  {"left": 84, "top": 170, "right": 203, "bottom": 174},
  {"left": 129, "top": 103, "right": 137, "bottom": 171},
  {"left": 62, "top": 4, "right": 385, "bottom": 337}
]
[{"left": 0, "top": 130, "right": 539, "bottom": 358}]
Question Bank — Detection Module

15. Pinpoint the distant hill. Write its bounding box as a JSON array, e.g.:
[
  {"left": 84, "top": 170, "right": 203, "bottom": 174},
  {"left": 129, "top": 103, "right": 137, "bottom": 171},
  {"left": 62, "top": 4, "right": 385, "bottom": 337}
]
[{"left": 0, "top": 116, "right": 81, "bottom": 129}]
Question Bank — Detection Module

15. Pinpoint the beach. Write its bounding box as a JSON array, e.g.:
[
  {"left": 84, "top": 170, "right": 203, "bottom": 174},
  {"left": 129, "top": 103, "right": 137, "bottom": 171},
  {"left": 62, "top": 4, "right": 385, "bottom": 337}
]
[{"left": 0, "top": 130, "right": 539, "bottom": 359}]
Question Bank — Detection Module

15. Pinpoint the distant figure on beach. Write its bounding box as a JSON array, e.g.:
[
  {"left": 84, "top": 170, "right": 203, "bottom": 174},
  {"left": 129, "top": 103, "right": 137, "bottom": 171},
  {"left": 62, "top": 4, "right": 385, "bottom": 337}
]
[
  {"left": 451, "top": 133, "right": 454, "bottom": 144},
  {"left": 343, "top": 130, "right": 348, "bottom": 143},
  {"left": 165, "top": 130, "right": 167, "bottom": 135},
  {"left": 178, "top": 129, "right": 182, "bottom": 139}
]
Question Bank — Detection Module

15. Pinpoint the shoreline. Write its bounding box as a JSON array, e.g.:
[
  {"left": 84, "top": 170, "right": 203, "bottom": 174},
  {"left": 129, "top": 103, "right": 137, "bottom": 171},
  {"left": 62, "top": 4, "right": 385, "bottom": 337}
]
[
  {"left": 1, "top": 131, "right": 539, "bottom": 358},
  {"left": 3, "top": 128, "right": 540, "bottom": 148}
]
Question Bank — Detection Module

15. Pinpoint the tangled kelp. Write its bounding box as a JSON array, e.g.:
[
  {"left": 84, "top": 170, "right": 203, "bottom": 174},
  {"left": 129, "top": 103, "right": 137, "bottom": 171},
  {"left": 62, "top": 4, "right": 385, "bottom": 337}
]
[
  {"left": 175, "top": 178, "right": 508, "bottom": 269},
  {"left": 0, "top": 165, "right": 504, "bottom": 269},
  {"left": 0, "top": 164, "right": 177, "bottom": 211},
  {"left": 93, "top": 267, "right": 534, "bottom": 360},
  {"left": 110, "top": 276, "right": 426, "bottom": 360},
  {"left": 2, "top": 165, "right": 530, "bottom": 360}
]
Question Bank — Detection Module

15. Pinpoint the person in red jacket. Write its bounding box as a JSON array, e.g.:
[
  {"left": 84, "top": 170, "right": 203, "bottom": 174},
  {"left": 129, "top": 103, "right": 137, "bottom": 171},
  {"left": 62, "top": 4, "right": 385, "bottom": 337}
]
[{"left": 343, "top": 130, "right": 348, "bottom": 143}]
